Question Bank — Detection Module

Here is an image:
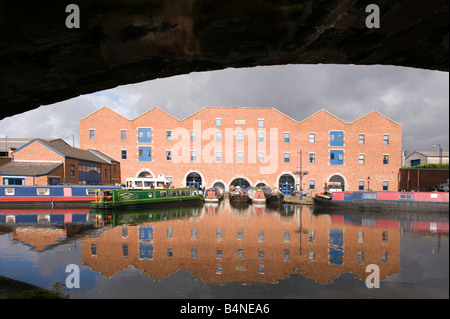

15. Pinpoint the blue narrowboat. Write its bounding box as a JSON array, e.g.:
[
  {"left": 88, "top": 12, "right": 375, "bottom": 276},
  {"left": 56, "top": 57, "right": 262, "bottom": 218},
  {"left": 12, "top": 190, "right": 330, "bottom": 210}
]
[
  {"left": 0, "top": 185, "right": 121, "bottom": 208},
  {"left": 313, "top": 191, "right": 449, "bottom": 213}
]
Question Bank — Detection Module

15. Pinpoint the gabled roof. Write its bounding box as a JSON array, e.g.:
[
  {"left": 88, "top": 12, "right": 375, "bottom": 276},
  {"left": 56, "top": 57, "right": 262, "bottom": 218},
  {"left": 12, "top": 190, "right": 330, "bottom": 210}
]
[
  {"left": 0, "top": 161, "right": 62, "bottom": 177},
  {"left": 407, "top": 151, "right": 449, "bottom": 159},
  {"left": 15, "top": 139, "right": 111, "bottom": 164}
]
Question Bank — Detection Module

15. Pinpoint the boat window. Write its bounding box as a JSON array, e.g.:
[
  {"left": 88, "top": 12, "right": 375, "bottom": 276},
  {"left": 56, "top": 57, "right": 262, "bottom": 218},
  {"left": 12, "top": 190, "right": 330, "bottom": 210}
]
[
  {"left": 180, "top": 190, "right": 186, "bottom": 196},
  {"left": 148, "top": 192, "right": 153, "bottom": 198},
  {"left": 160, "top": 191, "right": 167, "bottom": 198},
  {"left": 362, "top": 193, "right": 377, "bottom": 199},
  {"left": 5, "top": 188, "right": 14, "bottom": 196},
  {"left": 157, "top": 182, "right": 164, "bottom": 188},
  {"left": 170, "top": 190, "right": 178, "bottom": 197},
  {"left": 135, "top": 181, "right": 143, "bottom": 187},
  {"left": 190, "top": 190, "right": 197, "bottom": 196},
  {"left": 86, "top": 189, "right": 96, "bottom": 195},
  {"left": 399, "top": 193, "right": 413, "bottom": 200},
  {"left": 37, "top": 188, "right": 50, "bottom": 196}
]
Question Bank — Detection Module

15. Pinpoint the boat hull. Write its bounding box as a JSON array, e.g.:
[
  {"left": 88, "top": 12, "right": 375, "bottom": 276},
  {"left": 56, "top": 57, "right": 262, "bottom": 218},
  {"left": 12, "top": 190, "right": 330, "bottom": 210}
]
[
  {"left": 90, "top": 187, "right": 203, "bottom": 210},
  {"left": 313, "top": 192, "right": 449, "bottom": 214}
]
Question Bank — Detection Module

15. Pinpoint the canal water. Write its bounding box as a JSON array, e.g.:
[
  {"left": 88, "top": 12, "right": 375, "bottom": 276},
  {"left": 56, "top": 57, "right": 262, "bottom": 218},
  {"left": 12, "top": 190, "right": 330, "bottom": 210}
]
[{"left": 0, "top": 201, "right": 448, "bottom": 299}]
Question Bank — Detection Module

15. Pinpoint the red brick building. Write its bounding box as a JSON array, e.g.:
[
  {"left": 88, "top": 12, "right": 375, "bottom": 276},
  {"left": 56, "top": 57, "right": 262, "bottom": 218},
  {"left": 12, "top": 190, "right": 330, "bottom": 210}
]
[
  {"left": 80, "top": 107, "right": 402, "bottom": 193},
  {"left": 0, "top": 138, "right": 120, "bottom": 186}
]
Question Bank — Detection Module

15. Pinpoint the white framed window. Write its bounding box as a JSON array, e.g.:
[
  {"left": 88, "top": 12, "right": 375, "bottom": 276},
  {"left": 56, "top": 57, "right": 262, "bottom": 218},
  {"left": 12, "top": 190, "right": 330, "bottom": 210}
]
[
  {"left": 359, "top": 154, "right": 365, "bottom": 165},
  {"left": 216, "top": 118, "right": 222, "bottom": 127},
  {"left": 258, "top": 131, "right": 264, "bottom": 143},
  {"left": 237, "top": 151, "right": 244, "bottom": 163},
  {"left": 309, "top": 133, "right": 315, "bottom": 144},
  {"left": 258, "top": 151, "right": 264, "bottom": 163},
  {"left": 216, "top": 151, "right": 222, "bottom": 162},
  {"left": 237, "top": 131, "right": 243, "bottom": 143},
  {"left": 258, "top": 118, "right": 264, "bottom": 127},
  {"left": 284, "top": 132, "right": 290, "bottom": 143},
  {"left": 216, "top": 131, "right": 222, "bottom": 142},
  {"left": 191, "top": 150, "right": 197, "bottom": 162},
  {"left": 284, "top": 152, "right": 290, "bottom": 163}
]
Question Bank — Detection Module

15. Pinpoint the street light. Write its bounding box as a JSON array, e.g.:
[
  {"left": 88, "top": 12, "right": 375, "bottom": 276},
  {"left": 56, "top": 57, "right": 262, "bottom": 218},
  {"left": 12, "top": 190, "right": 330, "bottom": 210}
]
[{"left": 433, "top": 144, "right": 442, "bottom": 168}]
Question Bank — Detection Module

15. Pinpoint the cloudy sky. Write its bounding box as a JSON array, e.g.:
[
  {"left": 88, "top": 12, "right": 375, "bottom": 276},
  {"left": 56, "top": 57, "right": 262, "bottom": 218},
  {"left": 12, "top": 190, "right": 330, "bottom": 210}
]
[{"left": 0, "top": 64, "right": 448, "bottom": 155}]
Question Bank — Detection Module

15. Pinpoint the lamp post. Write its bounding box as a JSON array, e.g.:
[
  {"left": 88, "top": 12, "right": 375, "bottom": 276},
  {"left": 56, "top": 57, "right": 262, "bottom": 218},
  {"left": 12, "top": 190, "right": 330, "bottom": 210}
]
[
  {"left": 433, "top": 144, "right": 442, "bottom": 168},
  {"left": 294, "top": 150, "right": 308, "bottom": 200}
]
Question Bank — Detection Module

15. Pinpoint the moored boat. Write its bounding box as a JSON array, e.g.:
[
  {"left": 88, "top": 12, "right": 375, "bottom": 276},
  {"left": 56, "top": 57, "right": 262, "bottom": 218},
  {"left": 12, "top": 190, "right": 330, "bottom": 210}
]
[
  {"left": 313, "top": 191, "right": 449, "bottom": 213},
  {"left": 204, "top": 187, "right": 224, "bottom": 202},
  {"left": 90, "top": 187, "right": 203, "bottom": 210},
  {"left": 229, "top": 186, "right": 250, "bottom": 203},
  {"left": 263, "top": 188, "right": 284, "bottom": 203},
  {"left": 0, "top": 185, "right": 120, "bottom": 208},
  {"left": 247, "top": 188, "right": 266, "bottom": 204}
]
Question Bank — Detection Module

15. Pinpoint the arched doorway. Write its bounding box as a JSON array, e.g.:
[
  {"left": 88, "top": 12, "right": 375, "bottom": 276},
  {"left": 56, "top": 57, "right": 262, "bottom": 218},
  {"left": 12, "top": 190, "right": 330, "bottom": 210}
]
[
  {"left": 186, "top": 172, "right": 202, "bottom": 189},
  {"left": 279, "top": 174, "right": 295, "bottom": 195},
  {"left": 213, "top": 182, "right": 225, "bottom": 192},
  {"left": 230, "top": 178, "right": 251, "bottom": 189},
  {"left": 328, "top": 174, "right": 345, "bottom": 191},
  {"left": 137, "top": 170, "right": 153, "bottom": 178}
]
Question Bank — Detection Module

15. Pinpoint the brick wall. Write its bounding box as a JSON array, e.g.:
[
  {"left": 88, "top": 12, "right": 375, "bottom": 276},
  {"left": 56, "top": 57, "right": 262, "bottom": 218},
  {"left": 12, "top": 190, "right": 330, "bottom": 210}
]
[{"left": 81, "top": 107, "right": 402, "bottom": 192}]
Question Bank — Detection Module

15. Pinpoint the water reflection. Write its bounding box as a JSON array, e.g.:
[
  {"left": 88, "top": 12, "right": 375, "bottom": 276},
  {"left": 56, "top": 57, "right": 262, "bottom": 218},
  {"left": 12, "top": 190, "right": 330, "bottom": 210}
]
[
  {"left": 1, "top": 203, "right": 448, "bottom": 289},
  {"left": 85, "top": 202, "right": 448, "bottom": 285}
]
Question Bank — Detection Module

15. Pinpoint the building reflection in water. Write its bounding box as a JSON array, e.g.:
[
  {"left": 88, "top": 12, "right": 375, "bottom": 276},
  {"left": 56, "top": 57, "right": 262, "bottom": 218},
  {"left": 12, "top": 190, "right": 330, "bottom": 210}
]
[{"left": 83, "top": 202, "right": 448, "bottom": 286}]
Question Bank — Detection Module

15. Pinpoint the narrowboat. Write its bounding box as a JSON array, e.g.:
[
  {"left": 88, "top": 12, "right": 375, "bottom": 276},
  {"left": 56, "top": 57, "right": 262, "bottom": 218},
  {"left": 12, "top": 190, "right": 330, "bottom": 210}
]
[
  {"left": 313, "top": 191, "right": 449, "bottom": 213},
  {"left": 0, "top": 185, "right": 120, "bottom": 208},
  {"left": 229, "top": 186, "right": 250, "bottom": 203},
  {"left": 263, "top": 188, "right": 284, "bottom": 204},
  {"left": 204, "top": 187, "right": 224, "bottom": 202},
  {"left": 247, "top": 188, "right": 266, "bottom": 204},
  {"left": 90, "top": 187, "right": 204, "bottom": 210}
]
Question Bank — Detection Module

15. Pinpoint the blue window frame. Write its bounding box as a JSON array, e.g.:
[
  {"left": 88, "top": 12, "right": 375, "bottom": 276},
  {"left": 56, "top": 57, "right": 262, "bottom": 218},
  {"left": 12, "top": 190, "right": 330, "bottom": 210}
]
[
  {"left": 3, "top": 177, "right": 25, "bottom": 185},
  {"left": 330, "top": 150, "right": 344, "bottom": 165},
  {"left": 138, "top": 128, "right": 152, "bottom": 143},
  {"left": 330, "top": 131, "right": 344, "bottom": 146},
  {"left": 139, "top": 146, "right": 152, "bottom": 161}
]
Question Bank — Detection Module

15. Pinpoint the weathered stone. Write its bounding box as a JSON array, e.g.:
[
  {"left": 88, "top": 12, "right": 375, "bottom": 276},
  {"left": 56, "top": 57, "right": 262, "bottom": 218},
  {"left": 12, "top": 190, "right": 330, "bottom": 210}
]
[{"left": 0, "top": 0, "right": 448, "bottom": 119}]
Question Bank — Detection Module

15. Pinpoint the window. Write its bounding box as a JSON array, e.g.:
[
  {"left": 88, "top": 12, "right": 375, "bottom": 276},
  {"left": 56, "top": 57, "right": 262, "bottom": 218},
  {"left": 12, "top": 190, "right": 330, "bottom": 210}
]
[
  {"left": 238, "top": 249, "right": 244, "bottom": 260},
  {"left": 166, "top": 150, "right": 172, "bottom": 161},
  {"left": 70, "top": 165, "right": 75, "bottom": 177},
  {"left": 359, "top": 180, "right": 365, "bottom": 191},
  {"left": 138, "top": 147, "right": 152, "bottom": 162},
  {"left": 216, "top": 131, "right": 222, "bottom": 142},
  {"left": 330, "top": 150, "right": 344, "bottom": 165},
  {"left": 309, "top": 179, "right": 315, "bottom": 190},
  {"left": 284, "top": 132, "right": 290, "bottom": 143},
  {"left": 121, "top": 129, "right": 127, "bottom": 140},
  {"left": 284, "top": 230, "right": 290, "bottom": 242},
  {"left": 330, "top": 131, "right": 344, "bottom": 146},
  {"left": 258, "top": 230, "right": 264, "bottom": 242},
  {"left": 258, "top": 131, "right": 264, "bottom": 143},
  {"left": 104, "top": 168, "right": 107, "bottom": 179},
  {"left": 383, "top": 154, "right": 389, "bottom": 165},
  {"left": 258, "top": 119, "right": 264, "bottom": 127},
  {"left": 359, "top": 134, "right": 365, "bottom": 144},
  {"left": 237, "top": 131, "right": 243, "bottom": 143},
  {"left": 382, "top": 181, "right": 389, "bottom": 191},
  {"left": 309, "top": 153, "right": 315, "bottom": 164},
  {"left": 191, "top": 248, "right": 197, "bottom": 259},
  {"left": 216, "top": 118, "right": 222, "bottom": 127},
  {"left": 258, "top": 151, "right": 264, "bottom": 163},
  {"left": 216, "top": 151, "right": 222, "bottom": 162},
  {"left": 166, "top": 131, "right": 172, "bottom": 141},
  {"left": 359, "top": 154, "right": 365, "bottom": 165},
  {"left": 191, "top": 228, "right": 197, "bottom": 240},
  {"left": 191, "top": 150, "right": 197, "bottom": 162},
  {"left": 216, "top": 228, "right": 223, "bottom": 241},
  {"left": 190, "top": 130, "right": 196, "bottom": 142},
  {"left": 89, "top": 129, "right": 95, "bottom": 140},
  {"left": 383, "top": 134, "right": 389, "bottom": 145},
  {"left": 309, "top": 133, "right": 315, "bottom": 144},
  {"left": 138, "top": 128, "right": 152, "bottom": 143},
  {"left": 121, "top": 149, "right": 127, "bottom": 160},
  {"left": 284, "top": 152, "right": 290, "bottom": 163},
  {"left": 399, "top": 193, "right": 413, "bottom": 200},
  {"left": 237, "top": 228, "right": 244, "bottom": 241},
  {"left": 237, "top": 151, "right": 244, "bottom": 163}
]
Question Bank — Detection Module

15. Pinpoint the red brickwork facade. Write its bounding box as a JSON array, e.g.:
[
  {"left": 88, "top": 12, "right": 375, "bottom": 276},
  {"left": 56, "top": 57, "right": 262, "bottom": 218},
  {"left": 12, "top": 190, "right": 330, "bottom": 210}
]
[{"left": 80, "top": 107, "right": 402, "bottom": 193}]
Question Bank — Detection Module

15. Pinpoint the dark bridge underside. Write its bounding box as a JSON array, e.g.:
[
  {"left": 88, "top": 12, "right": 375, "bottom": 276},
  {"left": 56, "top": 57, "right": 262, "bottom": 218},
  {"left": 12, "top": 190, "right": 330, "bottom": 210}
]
[{"left": 0, "top": 0, "right": 448, "bottom": 120}]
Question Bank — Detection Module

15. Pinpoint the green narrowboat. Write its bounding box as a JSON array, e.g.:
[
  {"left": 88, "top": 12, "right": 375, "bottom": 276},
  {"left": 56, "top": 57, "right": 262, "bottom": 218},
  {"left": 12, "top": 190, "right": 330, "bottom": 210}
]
[{"left": 90, "top": 187, "right": 203, "bottom": 210}]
